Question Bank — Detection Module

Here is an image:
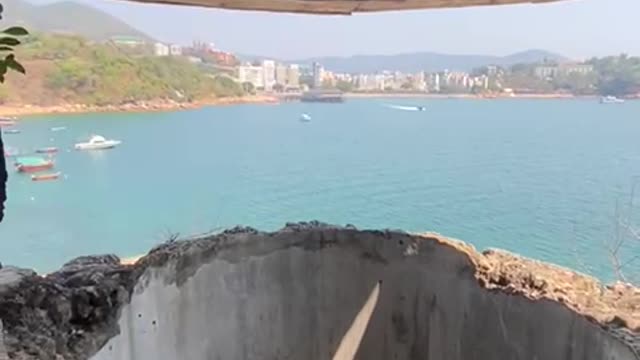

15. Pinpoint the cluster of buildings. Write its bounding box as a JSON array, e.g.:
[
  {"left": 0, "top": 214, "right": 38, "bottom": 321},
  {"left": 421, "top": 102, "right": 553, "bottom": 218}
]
[
  {"left": 108, "top": 35, "right": 596, "bottom": 95},
  {"left": 314, "top": 63, "right": 493, "bottom": 93},
  {"left": 153, "top": 42, "right": 183, "bottom": 57},
  {"left": 533, "top": 63, "right": 594, "bottom": 79},
  {"left": 109, "top": 36, "right": 238, "bottom": 66},
  {"left": 237, "top": 61, "right": 301, "bottom": 91}
]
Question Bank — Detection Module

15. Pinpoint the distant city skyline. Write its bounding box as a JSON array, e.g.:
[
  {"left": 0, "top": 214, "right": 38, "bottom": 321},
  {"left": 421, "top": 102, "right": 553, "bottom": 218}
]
[{"left": 26, "top": 0, "right": 640, "bottom": 59}]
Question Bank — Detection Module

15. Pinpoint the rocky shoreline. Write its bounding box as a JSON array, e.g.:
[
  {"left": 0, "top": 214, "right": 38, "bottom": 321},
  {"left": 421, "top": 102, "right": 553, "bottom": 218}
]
[
  {"left": 0, "top": 95, "right": 279, "bottom": 117},
  {"left": 1, "top": 223, "right": 638, "bottom": 359}
]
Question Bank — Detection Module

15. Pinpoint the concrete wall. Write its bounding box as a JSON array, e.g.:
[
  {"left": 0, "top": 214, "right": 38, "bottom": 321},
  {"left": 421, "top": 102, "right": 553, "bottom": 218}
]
[{"left": 91, "top": 229, "right": 637, "bottom": 360}]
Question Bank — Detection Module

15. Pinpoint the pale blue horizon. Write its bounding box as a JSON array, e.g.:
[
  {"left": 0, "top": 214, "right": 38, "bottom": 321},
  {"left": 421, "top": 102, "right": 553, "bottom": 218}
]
[{"left": 25, "top": 0, "right": 640, "bottom": 59}]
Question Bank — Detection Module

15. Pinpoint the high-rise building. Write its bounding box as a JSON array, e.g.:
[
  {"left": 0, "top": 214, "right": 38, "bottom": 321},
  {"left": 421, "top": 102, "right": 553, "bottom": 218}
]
[
  {"left": 154, "top": 42, "right": 169, "bottom": 56},
  {"left": 312, "top": 62, "right": 324, "bottom": 88},
  {"left": 275, "top": 64, "right": 288, "bottom": 86},
  {"left": 287, "top": 64, "right": 300, "bottom": 88},
  {"left": 238, "top": 64, "right": 264, "bottom": 89},
  {"left": 413, "top": 71, "right": 426, "bottom": 92},
  {"left": 262, "top": 60, "right": 276, "bottom": 91},
  {"left": 169, "top": 44, "right": 182, "bottom": 56}
]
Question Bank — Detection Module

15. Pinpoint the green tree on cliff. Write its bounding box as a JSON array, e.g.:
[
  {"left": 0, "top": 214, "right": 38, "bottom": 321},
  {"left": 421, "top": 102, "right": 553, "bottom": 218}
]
[{"left": 0, "top": 3, "right": 28, "bottom": 82}]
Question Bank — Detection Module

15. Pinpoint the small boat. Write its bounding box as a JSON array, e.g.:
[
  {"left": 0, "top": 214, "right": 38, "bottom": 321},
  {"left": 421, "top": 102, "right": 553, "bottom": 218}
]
[
  {"left": 0, "top": 118, "right": 16, "bottom": 127},
  {"left": 31, "top": 172, "right": 61, "bottom": 182},
  {"left": 4, "top": 147, "right": 19, "bottom": 157},
  {"left": 300, "top": 113, "right": 312, "bottom": 122},
  {"left": 35, "top": 147, "right": 59, "bottom": 154},
  {"left": 50, "top": 126, "right": 67, "bottom": 132},
  {"left": 386, "top": 104, "right": 427, "bottom": 112},
  {"left": 74, "top": 135, "right": 121, "bottom": 150},
  {"left": 3, "top": 129, "right": 20, "bottom": 134},
  {"left": 15, "top": 156, "right": 54, "bottom": 173},
  {"left": 600, "top": 96, "right": 625, "bottom": 104}
]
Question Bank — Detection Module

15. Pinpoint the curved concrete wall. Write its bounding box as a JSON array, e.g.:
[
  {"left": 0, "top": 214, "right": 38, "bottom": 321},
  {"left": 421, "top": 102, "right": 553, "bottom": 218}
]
[{"left": 90, "top": 228, "right": 637, "bottom": 360}]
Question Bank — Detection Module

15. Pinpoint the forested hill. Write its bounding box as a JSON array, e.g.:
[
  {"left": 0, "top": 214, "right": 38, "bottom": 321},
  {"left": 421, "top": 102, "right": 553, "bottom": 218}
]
[
  {"left": 1, "top": 34, "right": 243, "bottom": 106},
  {"left": 3, "top": 0, "right": 153, "bottom": 42}
]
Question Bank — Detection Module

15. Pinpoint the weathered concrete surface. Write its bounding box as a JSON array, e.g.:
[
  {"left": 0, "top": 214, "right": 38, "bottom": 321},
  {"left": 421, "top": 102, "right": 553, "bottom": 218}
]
[
  {"left": 1, "top": 223, "right": 639, "bottom": 359},
  {"left": 124, "top": 0, "right": 567, "bottom": 15}
]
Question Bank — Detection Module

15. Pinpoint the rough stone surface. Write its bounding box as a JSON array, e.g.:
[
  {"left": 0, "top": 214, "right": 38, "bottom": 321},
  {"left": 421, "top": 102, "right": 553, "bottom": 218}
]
[
  {"left": 0, "top": 223, "right": 638, "bottom": 359},
  {"left": 0, "top": 256, "right": 138, "bottom": 360}
]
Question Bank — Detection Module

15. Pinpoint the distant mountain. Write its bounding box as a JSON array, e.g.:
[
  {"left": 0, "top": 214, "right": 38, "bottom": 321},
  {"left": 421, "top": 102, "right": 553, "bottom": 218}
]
[
  {"left": 283, "top": 49, "right": 568, "bottom": 73},
  {"left": 2, "top": 0, "right": 153, "bottom": 42}
]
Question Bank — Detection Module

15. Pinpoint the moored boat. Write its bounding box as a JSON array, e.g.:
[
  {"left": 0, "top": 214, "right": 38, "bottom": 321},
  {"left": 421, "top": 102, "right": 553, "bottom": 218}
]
[
  {"left": 300, "top": 113, "right": 311, "bottom": 122},
  {"left": 31, "top": 172, "right": 61, "bottom": 182},
  {"left": 600, "top": 96, "right": 625, "bottom": 104},
  {"left": 4, "top": 146, "right": 19, "bottom": 157},
  {"left": 15, "top": 156, "right": 54, "bottom": 173},
  {"left": 0, "top": 117, "right": 17, "bottom": 127},
  {"left": 75, "top": 135, "right": 121, "bottom": 150},
  {"left": 3, "top": 129, "right": 20, "bottom": 134},
  {"left": 35, "top": 147, "right": 59, "bottom": 154}
]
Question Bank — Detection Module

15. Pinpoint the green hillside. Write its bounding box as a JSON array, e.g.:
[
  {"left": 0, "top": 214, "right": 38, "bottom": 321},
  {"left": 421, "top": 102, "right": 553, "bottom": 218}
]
[
  {"left": 1, "top": 33, "right": 243, "bottom": 106},
  {"left": 3, "top": 0, "right": 153, "bottom": 42}
]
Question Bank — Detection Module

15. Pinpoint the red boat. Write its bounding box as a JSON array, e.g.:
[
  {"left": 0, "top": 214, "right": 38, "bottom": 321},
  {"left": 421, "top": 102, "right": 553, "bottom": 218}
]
[
  {"left": 32, "top": 172, "right": 61, "bottom": 182},
  {"left": 15, "top": 157, "right": 54, "bottom": 173}
]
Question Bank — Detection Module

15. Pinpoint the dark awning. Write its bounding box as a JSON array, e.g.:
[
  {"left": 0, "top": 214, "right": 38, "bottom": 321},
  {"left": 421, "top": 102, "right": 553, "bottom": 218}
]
[{"left": 120, "top": 0, "right": 568, "bottom": 14}]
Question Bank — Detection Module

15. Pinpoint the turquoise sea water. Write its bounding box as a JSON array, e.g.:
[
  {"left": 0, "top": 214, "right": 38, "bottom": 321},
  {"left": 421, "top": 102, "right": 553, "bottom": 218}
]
[{"left": 1, "top": 99, "right": 639, "bottom": 276}]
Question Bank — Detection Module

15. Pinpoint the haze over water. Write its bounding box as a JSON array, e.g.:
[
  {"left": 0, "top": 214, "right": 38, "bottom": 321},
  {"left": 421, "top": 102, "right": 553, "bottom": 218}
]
[{"left": 1, "top": 99, "right": 639, "bottom": 276}]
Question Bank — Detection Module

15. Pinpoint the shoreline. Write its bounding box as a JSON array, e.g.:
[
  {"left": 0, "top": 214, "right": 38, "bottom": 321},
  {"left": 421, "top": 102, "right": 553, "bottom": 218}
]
[
  {"left": 0, "top": 95, "right": 279, "bottom": 117},
  {"left": 344, "top": 92, "right": 588, "bottom": 100},
  {"left": 1, "top": 93, "right": 631, "bottom": 117}
]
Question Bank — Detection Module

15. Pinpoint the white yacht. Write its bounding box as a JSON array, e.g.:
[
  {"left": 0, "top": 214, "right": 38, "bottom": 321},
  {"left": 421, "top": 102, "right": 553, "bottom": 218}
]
[{"left": 74, "top": 135, "right": 121, "bottom": 150}]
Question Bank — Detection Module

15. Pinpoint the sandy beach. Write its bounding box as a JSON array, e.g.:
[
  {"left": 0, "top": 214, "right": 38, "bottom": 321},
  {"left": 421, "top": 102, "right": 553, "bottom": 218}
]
[{"left": 0, "top": 95, "right": 279, "bottom": 117}]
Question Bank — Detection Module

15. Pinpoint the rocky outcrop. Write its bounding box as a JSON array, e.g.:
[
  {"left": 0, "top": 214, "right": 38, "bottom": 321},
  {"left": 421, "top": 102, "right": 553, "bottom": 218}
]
[
  {"left": 0, "top": 257, "right": 138, "bottom": 360},
  {"left": 0, "top": 223, "right": 638, "bottom": 360}
]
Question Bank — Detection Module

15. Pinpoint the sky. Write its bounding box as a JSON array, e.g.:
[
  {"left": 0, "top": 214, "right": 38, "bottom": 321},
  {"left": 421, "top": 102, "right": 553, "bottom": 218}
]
[{"left": 30, "top": 0, "right": 640, "bottom": 59}]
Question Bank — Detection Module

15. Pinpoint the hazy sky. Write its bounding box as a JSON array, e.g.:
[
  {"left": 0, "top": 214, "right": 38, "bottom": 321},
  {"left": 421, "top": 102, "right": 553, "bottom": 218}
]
[{"left": 31, "top": 0, "right": 639, "bottom": 59}]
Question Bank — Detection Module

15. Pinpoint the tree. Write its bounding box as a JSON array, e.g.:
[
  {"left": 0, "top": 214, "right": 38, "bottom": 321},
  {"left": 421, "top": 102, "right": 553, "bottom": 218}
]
[
  {"left": 335, "top": 80, "right": 353, "bottom": 92},
  {"left": 242, "top": 81, "right": 255, "bottom": 94},
  {"left": 0, "top": 3, "right": 28, "bottom": 82}
]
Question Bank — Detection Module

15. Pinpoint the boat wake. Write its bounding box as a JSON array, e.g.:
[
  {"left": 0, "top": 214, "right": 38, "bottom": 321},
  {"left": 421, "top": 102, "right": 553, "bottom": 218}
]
[{"left": 384, "top": 104, "right": 426, "bottom": 112}]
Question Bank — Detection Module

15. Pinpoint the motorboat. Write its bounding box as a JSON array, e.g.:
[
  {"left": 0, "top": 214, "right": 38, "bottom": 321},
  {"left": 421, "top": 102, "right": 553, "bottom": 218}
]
[
  {"left": 36, "top": 147, "right": 59, "bottom": 154},
  {"left": 0, "top": 118, "right": 16, "bottom": 127},
  {"left": 50, "top": 126, "right": 67, "bottom": 132},
  {"left": 15, "top": 156, "right": 54, "bottom": 173},
  {"left": 300, "top": 113, "right": 312, "bottom": 122},
  {"left": 3, "top": 129, "right": 20, "bottom": 134},
  {"left": 600, "top": 96, "right": 625, "bottom": 104},
  {"left": 32, "top": 172, "right": 61, "bottom": 182},
  {"left": 385, "top": 104, "right": 427, "bottom": 112},
  {"left": 4, "top": 147, "right": 19, "bottom": 158},
  {"left": 74, "top": 135, "right": 121, "bottom": 150}
]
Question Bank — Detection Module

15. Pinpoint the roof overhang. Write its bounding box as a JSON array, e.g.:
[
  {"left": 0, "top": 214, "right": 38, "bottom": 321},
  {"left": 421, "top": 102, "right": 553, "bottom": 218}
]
[{"left": 120, "top": 0, "right": 568, "bottom": 15}]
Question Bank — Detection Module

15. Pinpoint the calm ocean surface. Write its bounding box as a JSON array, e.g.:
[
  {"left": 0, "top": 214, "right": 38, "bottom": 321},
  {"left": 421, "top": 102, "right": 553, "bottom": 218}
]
[{"left": 1, "top": 99, "right": 639, "bottom": 276}]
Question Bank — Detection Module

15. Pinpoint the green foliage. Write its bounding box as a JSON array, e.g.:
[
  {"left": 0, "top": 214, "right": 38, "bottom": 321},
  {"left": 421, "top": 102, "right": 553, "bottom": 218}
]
[
  {"left": 552, "top": 72, "right": 597, "bottom": 95},
  {"left": 242, "top": 81, "right": 255, "bottom": 94},
  {"left": 335, "top": 80, "right": 353, "bottom": 92},
  {"left": 503, "top": 56, "right": 640, "bottom": 96},
  {"left": 15, "top": 33, "right": 244, "bottom": 105},
  {"left": 0, "top": 4, "right": 29, "bottom": 82},
  {"left": 588, "top": 55, "right": 640, "bottom": 96}
]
